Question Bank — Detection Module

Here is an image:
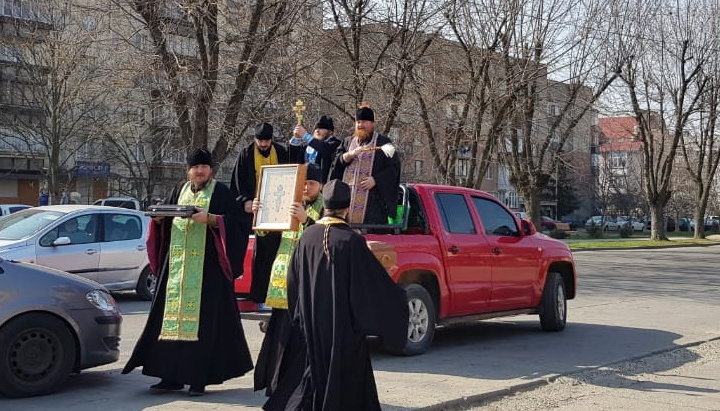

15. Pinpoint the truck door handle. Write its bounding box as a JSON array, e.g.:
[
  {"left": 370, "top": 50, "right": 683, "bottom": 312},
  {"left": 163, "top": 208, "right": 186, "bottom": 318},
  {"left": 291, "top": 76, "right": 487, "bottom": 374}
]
[
  {"left": 448, "top": 246, "right": 460, "bottom": 254},
  {"left": 85, "top": 249, "right": 98, "bottom": 255},
  {"left": 137, "top": 245, "right": 147, "bottom": 251},
  {"left": 491, "top": 247, "right": 502, "bottom": 255}
]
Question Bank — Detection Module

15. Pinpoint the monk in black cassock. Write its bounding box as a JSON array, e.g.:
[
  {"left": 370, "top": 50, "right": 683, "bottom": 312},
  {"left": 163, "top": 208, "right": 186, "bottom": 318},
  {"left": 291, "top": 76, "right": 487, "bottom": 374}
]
[
  {"left": 265, "top": 180, "right": 409, "bottom": 411},
  {"left": 329, "top": 106, "right": 400, "bottom": 224},
  {"left": 230, "top": 122, "right": 290, "bottom": 303},
  {"left": 122, "top": 148, "right": 253, "bottom": 396},
  {"left": 253, "top": 164, "right": 324, "bottom": 398}
]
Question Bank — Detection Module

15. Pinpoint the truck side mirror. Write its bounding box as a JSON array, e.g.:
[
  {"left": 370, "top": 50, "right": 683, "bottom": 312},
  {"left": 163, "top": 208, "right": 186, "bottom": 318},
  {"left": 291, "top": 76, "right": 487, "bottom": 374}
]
[{"left": 521, "top": 219, "right": 537, "bottom": 236}]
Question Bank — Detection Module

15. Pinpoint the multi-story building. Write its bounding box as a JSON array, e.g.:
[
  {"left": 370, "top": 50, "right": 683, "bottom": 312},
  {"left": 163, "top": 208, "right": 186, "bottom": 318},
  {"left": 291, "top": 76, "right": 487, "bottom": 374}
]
[
  {"left": 0, "top": 0, "right": 51, "bottom": 205},
  {"left": 596, "top": 116, "right": 645, "bottom": 214}
]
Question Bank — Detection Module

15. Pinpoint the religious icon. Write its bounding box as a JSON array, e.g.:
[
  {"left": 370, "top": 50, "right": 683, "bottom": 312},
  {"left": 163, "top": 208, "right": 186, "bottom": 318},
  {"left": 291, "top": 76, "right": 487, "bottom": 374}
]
[
  {"left": 253, "top": 164, "right": 307, "bottom": 231},
  {"left": 292, "top": 100, "right": 306, "bottom": 126}
]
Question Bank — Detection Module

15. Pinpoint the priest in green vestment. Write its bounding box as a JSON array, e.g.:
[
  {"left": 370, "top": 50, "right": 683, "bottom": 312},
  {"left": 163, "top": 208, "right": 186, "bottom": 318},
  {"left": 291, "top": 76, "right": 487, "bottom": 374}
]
[
  {"left": 122, "top": 148, "right": 253, "bottom": 396},
  {"left": 252, "top": 163, "right": 324, "bottom": 399}
]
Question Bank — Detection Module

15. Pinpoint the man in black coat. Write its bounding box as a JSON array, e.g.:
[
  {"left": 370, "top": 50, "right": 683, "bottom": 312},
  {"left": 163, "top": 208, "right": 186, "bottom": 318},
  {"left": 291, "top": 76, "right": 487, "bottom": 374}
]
[
  {"left": 288, "top": 115, "right": 341, "bottom": 183},
  {"left": 330, "top": 106, "right": 401, "bottom": 224},
  {"left": 264, "top": 180, "right": 408, "bottom": 410},
  {"left": 230, "top": 122, "right": 290, "bottom": 303}
]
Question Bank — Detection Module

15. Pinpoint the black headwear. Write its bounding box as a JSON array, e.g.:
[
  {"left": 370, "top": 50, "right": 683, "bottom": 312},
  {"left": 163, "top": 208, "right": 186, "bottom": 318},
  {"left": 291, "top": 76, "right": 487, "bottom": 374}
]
[
  {"left": 315, "top": 115, "right": 334, "bottom": 131},
  {"left": 356, "top": 106, "right": 375, "bottom": 122},
  {"left": 323, "top": 179, "right": 351, "bottom": 209},
  {"left": 186, "top": 147, "right": 213, "bottom": 167},
  {"left": 306, "top": 163, "right": 322, "bottom": 183},
  {"left": 254, "top": 123, "right": 274, "bottom": 140}
]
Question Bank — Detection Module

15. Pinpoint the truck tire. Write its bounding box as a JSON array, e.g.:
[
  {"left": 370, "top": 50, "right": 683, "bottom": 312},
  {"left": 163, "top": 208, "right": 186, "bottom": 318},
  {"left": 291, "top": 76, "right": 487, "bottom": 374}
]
[
  {"left": 136, "top": 266, "right": 156, "bottom": 301},
  {"left": 0, "top": 313, "right": 77, "bottom": 398},
  {"left": 387, "top": 284, "right": 436, "bottom": 356},
  {"left": 539, "top": 272, "right": 567, "bottom": 331}
]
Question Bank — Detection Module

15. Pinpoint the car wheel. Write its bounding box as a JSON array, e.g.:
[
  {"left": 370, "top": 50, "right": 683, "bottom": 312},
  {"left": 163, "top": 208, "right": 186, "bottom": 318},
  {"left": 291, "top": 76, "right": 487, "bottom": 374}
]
[
  {"left": 135, "top": 266, "right": 156, "bottom": 301},
  {"left": 0, "top": 313, "right": 76, "bottom": 398},
  {"left": 386, "top": 284, "right": 436, "bottom": 356},
  {"left": 539, "top": 272, "right": 567, "bottom": 332}
]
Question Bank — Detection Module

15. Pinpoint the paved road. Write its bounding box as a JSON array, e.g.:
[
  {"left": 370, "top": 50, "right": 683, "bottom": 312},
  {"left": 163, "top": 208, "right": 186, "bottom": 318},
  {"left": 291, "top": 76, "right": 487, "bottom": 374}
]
[{"left": 3, "top": 246, "right": 719, "bottom": 410}]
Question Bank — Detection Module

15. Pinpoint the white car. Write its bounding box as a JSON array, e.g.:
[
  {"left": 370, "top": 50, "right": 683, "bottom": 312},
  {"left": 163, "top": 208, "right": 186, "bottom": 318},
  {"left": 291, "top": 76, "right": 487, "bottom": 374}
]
[
  {"left": 0, "top": 205, "right": 154, "bottom": 300},
  {"left": 617, "top": 216, "right": 645, "bottom": 232},
  {"left": 0, "top": 204, "right": 32, "bottom": 217},
  {"left": 93, "top": 197, "right": 141, "bottom": 210}
]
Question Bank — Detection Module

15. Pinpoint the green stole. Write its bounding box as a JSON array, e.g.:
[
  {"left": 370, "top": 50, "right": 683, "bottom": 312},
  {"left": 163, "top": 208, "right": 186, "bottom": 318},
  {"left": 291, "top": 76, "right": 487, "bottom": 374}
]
[
  {"left": 265, "top": 195, "right": 323, "bottom": 309},
  {"left": 159, "top": 179, "right": 216, "bottom": 341}
]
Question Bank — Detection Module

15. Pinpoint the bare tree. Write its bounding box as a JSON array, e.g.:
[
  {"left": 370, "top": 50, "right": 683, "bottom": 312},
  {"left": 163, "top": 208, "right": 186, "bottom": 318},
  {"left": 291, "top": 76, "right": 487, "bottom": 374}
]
[
  {"left": 113, "top": 0, "right": 309, "bottom": 164},
  {"left": 0, "top": 3, "right": 112, "bottom": 203},
  {"left": 620, "top": 0, "right": 713, "bottom": 240},
  {"left": 496, "top": 0, "right": 629, "bottom": 225},
  {"left": 681, "top": 72, "right": 720, "bottom": 238}
]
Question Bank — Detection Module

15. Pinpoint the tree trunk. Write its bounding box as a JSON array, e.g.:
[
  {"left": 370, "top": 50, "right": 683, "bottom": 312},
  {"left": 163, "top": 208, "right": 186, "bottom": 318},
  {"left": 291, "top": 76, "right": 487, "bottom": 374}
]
[
  {"left": 518, "top": 185, "right": 542, "bottom": 229},
  {"left": 649, "top": 203, "right": 666, "bottom": 241},
  {"left": 692, "top": 184, "right": 711, "bottom": 239}
]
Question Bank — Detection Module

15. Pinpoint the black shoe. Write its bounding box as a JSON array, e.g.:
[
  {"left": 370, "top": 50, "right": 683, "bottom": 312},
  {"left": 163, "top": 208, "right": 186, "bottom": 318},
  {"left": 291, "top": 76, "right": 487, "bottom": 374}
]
[
  {"left": 149, "top": 380, "right": 184, "bottom": 393},
  {"left": 188, "top": 385, "right": 206, "bottom": 396}
]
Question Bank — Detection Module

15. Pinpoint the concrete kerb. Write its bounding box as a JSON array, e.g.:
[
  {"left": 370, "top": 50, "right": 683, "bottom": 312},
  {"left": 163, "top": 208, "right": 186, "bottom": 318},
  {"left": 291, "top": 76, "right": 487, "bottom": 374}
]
[
  {"left": 417, "top": 335, "right": 720, "bottom": 411},
  {"left": 570, "top": 240, "right": 720, "bottom": 253}
]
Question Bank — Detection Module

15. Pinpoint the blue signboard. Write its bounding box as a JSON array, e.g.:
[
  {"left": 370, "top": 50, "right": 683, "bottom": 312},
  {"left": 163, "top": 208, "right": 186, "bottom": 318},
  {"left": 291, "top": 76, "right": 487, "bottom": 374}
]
[{"left": 75, "top": 161, "right": 111, "bottom": 177}]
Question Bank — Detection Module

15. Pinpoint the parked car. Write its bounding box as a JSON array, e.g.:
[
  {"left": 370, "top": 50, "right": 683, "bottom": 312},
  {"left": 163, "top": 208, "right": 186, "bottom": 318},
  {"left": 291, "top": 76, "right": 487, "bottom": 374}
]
[
  {"left": 238, "top": 184, "right": 577, "bottom": 355},
  {"left": 559, "top": 217, "right": 578, "bottom": 230},
  {"left": 92, "top": 197, "right": 141, "bottom": 211},
  {"left": 678, "top": 218, "right": 690, "bottom": 232},
  {"left": 689, "top": 217, "right": 720, "bottom": 232},
  {"left": 585, "top": 215, "right": 618, "bottom": 231},
  {"left": 540, "top": 216, "right": 557, "bottom": 231},
  {"left": 0, "top": 257, "right": 121, "bottom": 397},
  {"left": 0, "top": 204, "right": 32, "bottom": 217},
  {"left": 0, "top": 205, "right": 155, "bottom": 300},
  {"left": 616, "top": 216, "right": 644, "bottom": 232}
]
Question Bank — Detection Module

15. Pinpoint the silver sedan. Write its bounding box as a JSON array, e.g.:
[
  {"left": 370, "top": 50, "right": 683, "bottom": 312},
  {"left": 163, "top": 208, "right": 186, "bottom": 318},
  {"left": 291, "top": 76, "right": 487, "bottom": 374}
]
[
  {"left": 0, "top": 205, "right": 155, "bottom": 300},
  {"left": 0, "top": 257, "right": 122, "bottom": 397}
]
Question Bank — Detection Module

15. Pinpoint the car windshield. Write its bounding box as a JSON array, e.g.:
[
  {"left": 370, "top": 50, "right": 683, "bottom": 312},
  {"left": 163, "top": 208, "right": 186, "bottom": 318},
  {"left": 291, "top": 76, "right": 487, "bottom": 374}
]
[{"left": 0, "top": 209, "right": 64, "bottom": 240}]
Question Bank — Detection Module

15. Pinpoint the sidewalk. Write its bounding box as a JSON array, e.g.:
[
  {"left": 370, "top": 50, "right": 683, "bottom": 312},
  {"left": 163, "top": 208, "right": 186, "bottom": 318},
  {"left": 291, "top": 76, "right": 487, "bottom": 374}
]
[{"left": 472, "top": 338, "right": 720, "bottom": 410}]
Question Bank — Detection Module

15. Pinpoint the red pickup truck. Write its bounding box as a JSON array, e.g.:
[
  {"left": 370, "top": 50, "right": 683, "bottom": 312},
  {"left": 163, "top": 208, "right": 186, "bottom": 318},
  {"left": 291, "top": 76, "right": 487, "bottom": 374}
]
[{"left": 236, "top": 183, "right": 576, "bottom": 355}]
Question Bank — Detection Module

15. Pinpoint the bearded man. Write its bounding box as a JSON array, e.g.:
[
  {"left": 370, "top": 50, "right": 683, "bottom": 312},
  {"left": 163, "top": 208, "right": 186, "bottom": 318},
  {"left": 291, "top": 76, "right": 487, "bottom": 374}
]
[
  {"left": 329, "top": 106, "right": 400, "bottom": 224},
  {"left": 123, "top": 148, "right": 253, "bottom": 396}
]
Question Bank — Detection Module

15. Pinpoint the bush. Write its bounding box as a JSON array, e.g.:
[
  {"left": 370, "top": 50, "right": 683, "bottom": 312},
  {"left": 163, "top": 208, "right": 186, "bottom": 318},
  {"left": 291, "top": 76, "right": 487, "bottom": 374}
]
[
  {"left": 619, "top": 224, "right": 633, "bottom": 238},
  {"left": 586, "top": 222, "right": 603, "bottom": 238},
  {"left": 549, "top": 229, "right": 568, "bottom": 239}
]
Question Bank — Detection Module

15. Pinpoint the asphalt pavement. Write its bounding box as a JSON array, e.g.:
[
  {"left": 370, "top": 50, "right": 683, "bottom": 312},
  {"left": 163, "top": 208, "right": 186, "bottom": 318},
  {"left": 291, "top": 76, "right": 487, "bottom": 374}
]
[{"left": 2, "top": 245, "right": 719, "bottom": 410}]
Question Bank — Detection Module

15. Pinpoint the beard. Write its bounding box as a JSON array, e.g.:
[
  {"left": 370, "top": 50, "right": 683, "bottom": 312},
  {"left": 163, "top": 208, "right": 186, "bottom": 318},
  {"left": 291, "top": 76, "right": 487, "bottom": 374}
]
[
  {"left": 258, "top": 147, "right": 272, "bottom": 157},
  {"left": 303, "top": 193, "right": 319, "bottom": 205},
  {"left": 354, "top": 128, "right": 372, "bottom": 142}
]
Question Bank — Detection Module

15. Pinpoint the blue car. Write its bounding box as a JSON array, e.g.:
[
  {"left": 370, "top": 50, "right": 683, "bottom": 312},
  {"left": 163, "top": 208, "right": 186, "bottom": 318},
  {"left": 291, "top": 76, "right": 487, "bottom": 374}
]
[{"left": 0, "top": 257, "right": 121, "bottom": 397}]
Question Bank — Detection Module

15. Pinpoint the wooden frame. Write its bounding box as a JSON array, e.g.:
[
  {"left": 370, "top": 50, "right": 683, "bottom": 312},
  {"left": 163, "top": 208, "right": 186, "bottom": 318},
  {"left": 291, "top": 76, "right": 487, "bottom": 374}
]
[{"left": 253, "top": 164, "right": 307, "bottom": 231}]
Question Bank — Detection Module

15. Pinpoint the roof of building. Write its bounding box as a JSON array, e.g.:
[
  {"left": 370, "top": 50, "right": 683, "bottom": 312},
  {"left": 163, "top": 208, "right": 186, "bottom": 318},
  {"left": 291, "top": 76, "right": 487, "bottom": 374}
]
[{"left": 598, "top": 117, "right": 644, "bottom": 152}]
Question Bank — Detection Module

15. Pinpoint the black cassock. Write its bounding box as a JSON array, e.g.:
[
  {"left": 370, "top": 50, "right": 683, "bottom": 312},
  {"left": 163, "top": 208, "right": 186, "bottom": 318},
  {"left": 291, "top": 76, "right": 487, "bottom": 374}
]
[
  {"left": 266, "top": 222, "right": 408, "bottom": 410},
  {"left": 231, "top": 141, "right": 290, "bottom": 303},
  {"left": 122, "top": 181, "right": 253, "bottom": 386},
  {"left": 329, "top": 134, "right": 400, "bottom": 224}
]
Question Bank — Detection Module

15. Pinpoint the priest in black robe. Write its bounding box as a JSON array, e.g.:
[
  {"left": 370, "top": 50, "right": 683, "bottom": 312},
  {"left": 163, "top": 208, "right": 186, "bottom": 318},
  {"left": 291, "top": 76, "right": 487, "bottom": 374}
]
[
  {"left": 265, "top": 180, "right": 409, "bottom": 410},
  {"left": 122, "top": 148, "right": 253, "bottom": 396},
  {"left": 230, "top": 123, "right": 290, "bottom": 303},
  {"left": 329, "top": 106, "right": 400, "bottom": 225},
  {"left": 288, "top": 115, "right": 341, "bottom": 183}
]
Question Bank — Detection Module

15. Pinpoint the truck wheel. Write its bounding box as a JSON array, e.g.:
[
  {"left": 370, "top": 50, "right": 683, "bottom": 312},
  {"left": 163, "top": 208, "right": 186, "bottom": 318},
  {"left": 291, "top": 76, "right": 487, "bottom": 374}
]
[
  {"left": 539, "top": 272, "right": 567, "bottom": 331},
  {"left": 387, "top": 284, "right": 436, "bottom": 356},
  {"left": 0, "top": 313, "right": 77, "bottom": 398},
  {"left": 136, "top": 266, "right": 156, "bottom": 301}
]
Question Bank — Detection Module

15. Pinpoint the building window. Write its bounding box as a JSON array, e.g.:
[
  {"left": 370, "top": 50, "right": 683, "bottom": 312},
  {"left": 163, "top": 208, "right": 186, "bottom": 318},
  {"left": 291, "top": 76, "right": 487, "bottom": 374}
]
[
  {"left": 456, "top": 158, "right": 468, "bottom": 177},
  {"left": 486, "top": 163, "right": 494, "bottom": 180},
  {"left": 414, "top": 160, "right": 423, "bottom": 176},
  {"left": 609, "top": 152, "right": 627, "bottom": 169}
]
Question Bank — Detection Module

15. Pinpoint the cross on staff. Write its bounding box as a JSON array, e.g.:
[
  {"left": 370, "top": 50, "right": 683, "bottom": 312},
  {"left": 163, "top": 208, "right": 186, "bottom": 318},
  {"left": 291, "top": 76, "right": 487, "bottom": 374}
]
[{"left": 292, "top": 100, "right": 306, "bottom": 125}]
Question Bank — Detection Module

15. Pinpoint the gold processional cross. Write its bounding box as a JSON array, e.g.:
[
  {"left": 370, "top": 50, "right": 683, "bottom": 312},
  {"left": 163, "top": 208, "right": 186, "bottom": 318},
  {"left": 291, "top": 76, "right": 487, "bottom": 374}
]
[{"left": 292, "top": 100, "right": 306, "bottom": 125}]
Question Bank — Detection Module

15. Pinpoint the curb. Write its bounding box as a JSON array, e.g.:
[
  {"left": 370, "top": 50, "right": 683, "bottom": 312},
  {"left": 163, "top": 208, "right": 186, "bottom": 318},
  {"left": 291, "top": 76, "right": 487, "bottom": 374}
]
[
  {"left": 570, "top": 241, "right": 720, "bottom": 252},
  {"left": 417, "top": 335, "right": 720, "bottom": 411}
]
